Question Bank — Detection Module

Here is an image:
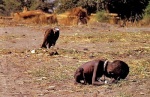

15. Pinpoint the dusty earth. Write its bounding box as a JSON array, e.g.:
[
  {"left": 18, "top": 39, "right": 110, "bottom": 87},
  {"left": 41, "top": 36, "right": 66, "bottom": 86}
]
[{"left": 0, "top": 22, "right": 150, "bottom": 97}]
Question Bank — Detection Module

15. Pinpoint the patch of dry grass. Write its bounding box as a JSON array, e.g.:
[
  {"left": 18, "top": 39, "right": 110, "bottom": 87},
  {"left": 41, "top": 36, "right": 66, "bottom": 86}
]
[
  {"left": 0, "top": 34, "right": 22, "bottom": 41},
  {"left": 1, "top": 29, "right": 149, "bottom": 82},
  {"left": 60, "top": 31, "right": 150, "bottom": 44},
  {"left": 22, "top": 30, "right": 149, "bottom": 82},
  {"left": 0, "top": 25, "right": 149, "bottom": 96},
  {"left": 129, "top": 59, "right": 150, "bottom": 79}
]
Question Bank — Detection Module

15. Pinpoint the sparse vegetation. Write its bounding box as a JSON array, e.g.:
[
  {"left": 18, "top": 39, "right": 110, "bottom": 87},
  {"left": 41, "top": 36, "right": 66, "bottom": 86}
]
[
  {"left": 96, "top": 11, "right": 109, "bottom": 22},
  {"left": 0, "top": 1, "right": 150, "bottom": 97},
  {"left": 0, "top": 23, "right": 150, "bottom": 96},
  {"left": 142, "top": 1, "right": 150, "bottom": 25},
  {"left": 118, "top": 92, "right": 131, "bottom": 97}
]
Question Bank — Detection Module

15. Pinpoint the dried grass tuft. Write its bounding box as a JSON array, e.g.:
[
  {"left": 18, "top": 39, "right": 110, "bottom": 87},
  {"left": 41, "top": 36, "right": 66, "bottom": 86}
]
[{"left": 12, "top": 7, "right": 58, "bottom": 24}]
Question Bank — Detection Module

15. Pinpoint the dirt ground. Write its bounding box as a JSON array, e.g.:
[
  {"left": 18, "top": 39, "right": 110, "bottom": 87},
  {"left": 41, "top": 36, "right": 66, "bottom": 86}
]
[{"left": 0, "top": 22, "right": 150, "bottom": 97}]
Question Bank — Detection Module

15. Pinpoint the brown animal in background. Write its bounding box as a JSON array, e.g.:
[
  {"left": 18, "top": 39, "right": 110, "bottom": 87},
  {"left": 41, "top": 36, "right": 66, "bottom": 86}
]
[
  {"left": 66, "top": 7, "right": 89, "bottom": 25},
  {"left": 41, "top": 27, "right": 59, "bottom": 48},
  {"left": 77, "top": 9, "right": 89, "bottom": 24},
  {"left": 74, "top": 59, "right": 129, "bottom": 85}
]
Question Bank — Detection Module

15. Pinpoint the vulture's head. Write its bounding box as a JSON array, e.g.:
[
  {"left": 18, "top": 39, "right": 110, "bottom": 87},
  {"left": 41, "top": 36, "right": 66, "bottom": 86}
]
[{"left": 53, "top": 27, "right": 60, "bottom": 41}]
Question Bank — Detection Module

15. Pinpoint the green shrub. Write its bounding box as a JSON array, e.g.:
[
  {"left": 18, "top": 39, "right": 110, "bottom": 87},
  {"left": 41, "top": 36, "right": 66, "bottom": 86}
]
[
  {"left": 144, "top": 1, "right": 150, "bottom": 15},
  {"left": 0, "top": 0, "right": 22, "bottom": 16},
  {"left": 142, "top": 1, "right": 150, "bottom": 24},
  {"left": 96, "top": 11, "right": 108, "bottom": 22}
]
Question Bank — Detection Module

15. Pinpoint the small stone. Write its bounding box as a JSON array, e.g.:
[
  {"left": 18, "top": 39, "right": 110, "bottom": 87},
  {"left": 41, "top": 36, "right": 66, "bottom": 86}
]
[
  {"left": 31, "top": 50, "right": 35, "bottom": 53},
  {"left": 83, "top": 48, "right": 88, "bottom": 51},
  {"left": 47, "top": 86, "right": 55, "bottom": 90},
  {"left": 140, "top": 92, "right": 145, "bottom": 95}
]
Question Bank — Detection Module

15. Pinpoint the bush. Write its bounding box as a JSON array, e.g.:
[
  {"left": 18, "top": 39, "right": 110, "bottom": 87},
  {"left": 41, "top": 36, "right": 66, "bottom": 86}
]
[
  {"left": 96, "top": 11, "right": 108, "bottom": 22},
  {"left": 142, "top": 1, "right": 150, "bottom": 25},
  {"left": 144, "top": 1, "right": 150, "bottom": 16},
  {"left": 0, "top": 0, "right": 22, "bottom": 16},
  {"left": 0, "top": 0, "right": 48, "bottom": 16},
  {"left": 55, "top": 0, "right": 97, "bottom": 14}
]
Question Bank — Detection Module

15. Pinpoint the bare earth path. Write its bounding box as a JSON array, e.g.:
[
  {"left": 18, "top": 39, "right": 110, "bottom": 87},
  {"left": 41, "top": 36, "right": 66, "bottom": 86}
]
[{"left": 0, "top": 23, "right": 150, "bottom": 97}]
